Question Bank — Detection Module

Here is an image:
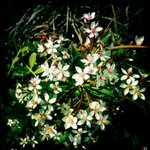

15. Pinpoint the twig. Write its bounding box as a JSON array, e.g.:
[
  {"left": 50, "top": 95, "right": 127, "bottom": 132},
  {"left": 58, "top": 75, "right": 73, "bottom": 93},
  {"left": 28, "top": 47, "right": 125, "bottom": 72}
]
[{"left": 107, "top": 45, "right": 150, "bottom": 50}]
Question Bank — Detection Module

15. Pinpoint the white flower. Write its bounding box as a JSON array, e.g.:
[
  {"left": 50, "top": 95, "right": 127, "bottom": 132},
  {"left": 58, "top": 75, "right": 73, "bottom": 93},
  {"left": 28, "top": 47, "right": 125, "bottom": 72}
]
[
  {"left": 50, "top": 82, "right": 62, "bottom": 94},
  {"left": 96, "top": 71, "right": 106, "bottom": 87},
  {"left": 84, "top": 21, "right": 103, "bottom": 38},
  {"left": 51, "top": 54, "right": 62, "bottom": 66},
  {"left": 20, "top": 136, "right": 29, "bottom": 148},
  {"left": 120, "top": 67, "right": 140, "bottom": 81},
  {"left": 62, "top": 51, "right": 70, "bottom": 59},
  {"left": 72, "top": 66, "right": 90, "bottom": 86},
  {"left": 99, "top": 49, "right": 110, "bottom": 61},
  {"left": 40, "top": 124, "right": 57, "bottom": 140},
  {"left": 55, "top": 34, "right": 68, "bottom": 44},
  {"left": 89, "top": 101, "right": 106, "bottom": 119},
  {"left": 62, "top": 114, "right": 78, "bottom": 129},
  {"left": 7, "top": 119, "right": 19, "bottom": 127},
  {"left": 135, "top": 35, "right": 144, "bottom": 46},
  {"left": 26, "top": 94, "right": 41, "bottom": 110},
  {"left": 37, "top": 44, "right": 45, "bottom": 53},
  {"left": 32, "top": 113, "right": 43, "bottom": 127},
  {"left": 83, "top": 12, "right": 95, "bottom": 22},
  {"left": 86, "top": 64, "right": 98, "bottom": 75},
  {"left": 41, "top": 61, "right": 54, "bottom": 80},
  {"left": 29, "top": 136, "right": 38, "bottom": 148},
  {"left": 45, "top": 38, "right": 59, "bottom": 54},
  {"left": 69, "top": 134, "right": 79, "bottom": 148},
  {"left": 81, "top": 53, "right": 99, "bottom": 66},
  {"left": 56, "top": 62, "right": 70, "bottom": 80},
  {"left": 130, "top": 87, "right": 146, "bottom": 100},
  {"left": 120, "top": 78, "right": 139, "bottom": 95},
  {"left": 96, "top": 114, "right": 109, "bottom": 130},
  {"left": 77, "top": 110, "right": 93, "bottom": 128},
  {"left": 44, "top": 93, "right": 56, "bottom": 104},
  {"left": 28, "top": 76, "right": 42, "bottom": 91}
]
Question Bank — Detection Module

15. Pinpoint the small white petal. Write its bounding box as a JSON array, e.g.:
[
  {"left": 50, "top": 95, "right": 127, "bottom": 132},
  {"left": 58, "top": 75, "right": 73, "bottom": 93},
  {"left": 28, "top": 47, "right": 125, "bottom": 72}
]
[
  {"left": 121, "top": 68, "right": 127, "bottom": 74},
  {"left": 50, "top": 98, "right": 56, "bottom": 104},
  {"left": 84, "top": 28, "right": 91, "bottom": 33},
  {"left": 96, "top": 27, "right": 103, "bottom": 32},
  {"left": 91, "top": 12, "right": 95, "bottom": 19},
  {"left": 140, "top": 94, "right": 145, "bottom": 100},
  {"left": 124, "top": 88, "right": 129, "bottom": 95},
  {"left": 120, "top": 83, "right": 127, "bottom": 88},
  {"left": 75, "top": 66, "right": 82, "bottom": 73},
  {"left": 133, "top": 94, "right": 138, "bottom": 100}
]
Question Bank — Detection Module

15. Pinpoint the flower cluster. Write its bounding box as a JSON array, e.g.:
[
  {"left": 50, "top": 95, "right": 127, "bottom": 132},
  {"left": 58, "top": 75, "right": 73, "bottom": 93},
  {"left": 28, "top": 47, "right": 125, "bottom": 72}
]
[{"left": 8, "top": 12, "right": 148, "bottom": 149}]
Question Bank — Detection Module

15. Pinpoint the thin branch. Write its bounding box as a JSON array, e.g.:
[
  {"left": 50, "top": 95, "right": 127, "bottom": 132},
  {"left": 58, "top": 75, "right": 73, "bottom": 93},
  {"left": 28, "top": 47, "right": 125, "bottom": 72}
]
[{"left": 107, "top": 45, "right": 150, "bottom": 50}]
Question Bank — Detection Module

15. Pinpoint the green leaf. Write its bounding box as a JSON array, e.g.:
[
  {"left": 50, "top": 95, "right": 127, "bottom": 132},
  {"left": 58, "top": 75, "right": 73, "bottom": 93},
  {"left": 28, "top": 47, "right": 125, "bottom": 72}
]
[
  {"left": 100, "top": 89, "right": 114, "bottom": 97},
  {"left": 101, "top": 30, "right": 112, "bottom": 43},
  {"left": 12, "top": 72, "right": 23, "bottom": 77},
  {"left": 105, "top": 50, "right": 111, "bottom": 57},
  {"left": 20, "top": 46, "right": 30, "bottom": 56},
  {"left": 11, "top": 56, "right": 19, "bottom": 69},
  {"left": 71, "top": 43, "right": 82, "bottom": 58},
  {"left": 29, "top": 52, "right": 37, "bottom": 69},
  {"left": 34, "top": 66, "right": 43, "bottom": 74}
]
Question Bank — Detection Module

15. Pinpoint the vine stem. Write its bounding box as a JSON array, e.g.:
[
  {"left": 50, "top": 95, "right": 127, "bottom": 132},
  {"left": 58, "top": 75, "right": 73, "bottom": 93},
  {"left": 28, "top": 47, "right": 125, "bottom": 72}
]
[{"left": 107, "top": 45, "right": 150, "bottom": 50}]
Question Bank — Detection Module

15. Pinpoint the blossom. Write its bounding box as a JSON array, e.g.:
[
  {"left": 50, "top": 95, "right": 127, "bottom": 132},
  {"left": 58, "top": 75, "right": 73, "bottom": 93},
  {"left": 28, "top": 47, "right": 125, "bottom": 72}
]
[
  {"left": 12, "top": 11, "right": 148, "bottom": 150},
  {"left": 120, "top": 67, "right": 140, "bottom": 81},
  {"left": 69, "top": 134, "right": 79, "bottom": 148},
  {"left": 41, "top": 61, "right": 51, "bottom": 77},
  {"left": 120, "top": 78, "right": 139, "bottom": 95},
  {"left": 44, "top": 38, "right": 59, "bottom": 54},
  {"left": 84, "top": 21, "right": 103, "bottom": 38},
  {"left": 26, "top": 94, "right": 42, "bottom": 110},
  {"left": 130, "top": 87, "right": 146, "bottom": 100},
  {"left": 81, "top": 53, "right": 99, "bottom": 66},
  {"left": 89, "top": 101, "right": 106, "bottom": 119},
  {"left": 99, "top": 49, "right": 110, "bottom": 61},
  {"left": 86, "top": 64, "right": 98, "bottom": 75},
  {"left": 96, "top": 114, "right": 109, "bottom": 130},
  {"left": 32, "top": 108, "right": 53, "bottom": 126},
  {"left": 44, "top": 93, "right": 56, "bottom": 104},
  {"left": 20, "top": 136, "right": 29, "bottom": 148},
  {"left": 61, "top": 51, "right": 70, "bottom": 59},
  {"left": 40, "top": 93, "right": 56, "bottom": 111},
  {"left": 62, "top": 114, "right": 78, "bottom": 129},
  {"left": 40, "top": 124, "right": 57, "bottom": 140},
  {"left": 15, "top": 83, "right": 27, "bottom": 103},
  {"left": 103, "top": 63, "right": 119, "bottom": 83},
  {"left": 51, "top": 54, "right": 62, "bottom": 66},
  {"left": 55, "top": 34, "right": 68, "bottom": 44},
  {"left": 56, "top": 62, "right": 70, "bottom": 80},
  {"left": 70, "top": 128, "right": 87, "bottom": 148},
  {"left": 29, "top": 136, "right": 38, "bottom": 148},
  {"left": 7, "top": 119, "right": 19, "bottom": 127},
  {"left": 77, "top": 110, "right": 93, "bottom": 128},
  {"left": 83, "top": 12, "right": 95, "bottom": 22},
  {"left": 135, "top": 35, "right": 144, "bottom": 46},
  {"left": 50, "top": 82, "right": 62, "bottom": 94},
  {"left": 72, "top": 66, "right": 90, "bottom": 86},
  {"left": 37, "top": 44, "right": 45, "bottom": 53},
  {"left": 28, "top": 76, "right": 42, "bottom": 91},
  {"left": 96, "top": 70, "right": 106, "bottom": 87},
  {"left": 32, "top": 113, "right": 43, "bottom": 127}
]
